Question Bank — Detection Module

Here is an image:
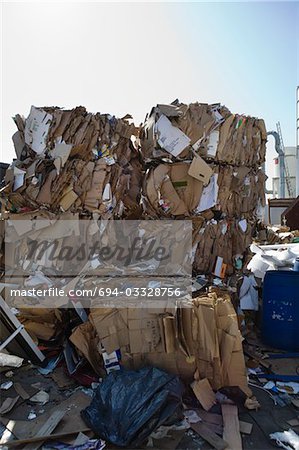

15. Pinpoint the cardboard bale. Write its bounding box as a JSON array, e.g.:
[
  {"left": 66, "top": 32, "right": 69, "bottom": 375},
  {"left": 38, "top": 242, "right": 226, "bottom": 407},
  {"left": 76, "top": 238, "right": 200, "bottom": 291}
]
[
  {"left": 141, "top": 100, "right": 267, "bottom": 278},
  {"left": 143, "top": 162, "right": 266, "bottom": 220},
  {"left": 4, "top": 106, "right": 142, "bottom": 218},
  {"left": 140, "top": 101, "right": 266, "bottom": 166},
  {"left": 192, "top": 218, "right": 254, "bottom": 275}
]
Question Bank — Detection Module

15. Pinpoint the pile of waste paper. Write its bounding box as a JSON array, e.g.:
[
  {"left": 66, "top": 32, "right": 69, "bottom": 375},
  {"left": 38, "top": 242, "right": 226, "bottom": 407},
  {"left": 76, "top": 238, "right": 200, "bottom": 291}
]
[
  {"left": 140, "top": 101, "right": 267, "bottom": 277},
  {"left": 1, "top": 106, "right": 142, "bottom": 218},
  {"left": 255, "top": 223, "right": 299, "bottom": 245},
  {"left": 1, "top": 102, "right": 299, "bottom": 450},
  {"left": 0, "top": 101, "right": 268, "bottom": 392}
]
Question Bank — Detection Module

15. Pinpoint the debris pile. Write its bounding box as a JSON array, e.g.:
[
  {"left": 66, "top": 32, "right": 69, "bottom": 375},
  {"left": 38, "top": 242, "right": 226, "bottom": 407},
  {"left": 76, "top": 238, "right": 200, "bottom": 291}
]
[
  {"left": 2, "top": 106, "right": 142, "bottom": 218},
  {"left": 255, "top": 223, "right": 299, "bottom": 245},
  {"left": 5, "top": 101, "right": 299, "bottom": 450},
  {"left": 140, "top": 101, "right": 267, "bottom": 277},
  {"left": 69, "top": 289, "right": 250, "bottom": 396}
]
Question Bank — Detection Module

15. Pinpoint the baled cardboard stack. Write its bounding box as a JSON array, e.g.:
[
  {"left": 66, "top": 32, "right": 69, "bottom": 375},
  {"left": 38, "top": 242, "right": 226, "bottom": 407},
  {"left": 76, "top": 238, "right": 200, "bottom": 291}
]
[
  {"left": 140, "top": 102, "right": 266, "bottom": 165},
  {"left": 0, "top": 101, "right": 265, "bottom": 398},
  {"left": 140, "top": 101, "right": 267, "bottom": 276},
  {"left": 2, "top": 106, "right": 142, "bottom": 218}
]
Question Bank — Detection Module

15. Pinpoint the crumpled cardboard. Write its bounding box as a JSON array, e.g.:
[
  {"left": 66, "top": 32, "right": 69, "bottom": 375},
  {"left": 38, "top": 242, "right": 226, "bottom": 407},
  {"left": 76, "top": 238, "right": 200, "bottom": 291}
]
[
  {"left": 140, "top": 101, "right": 266, "bottom": 166},
  {"left": 192, "top": 218, "right": 254, "bottom": 275},
  {"left": 144, "top": 162, "right": 204, "bottom": 217},
  {"left": 4, "top": 106, "right": 142, "bottom": 218},
  {"left": 144, "top": 163, "right": 266, "bottom": 220},
  {"left": 69, "top": 321, "right": 104, "bottom": 375},
  {"left": 84, "top": 289, "right": 250, "bottom": 395},
  {"left": 192, "top": 290, "right": 251, "bottom": 397},
  {"left": 18, "top": 308, "right": 62, "bottom": 342}
]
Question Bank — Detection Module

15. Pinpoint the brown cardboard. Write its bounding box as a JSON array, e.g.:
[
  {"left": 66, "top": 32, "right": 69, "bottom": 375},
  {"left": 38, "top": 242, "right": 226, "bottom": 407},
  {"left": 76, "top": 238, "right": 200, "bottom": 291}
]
[
  {"left": 59, "top": 188, "right": 79, "bottom": 211},
  {"left": 90, "top": 309, "right": 129, "bottom": 354},
  {"left": 188, "top": 155, "right": 213, "bottom": 185},
  {"left": 191, "top": 378, "right": 216, "bottom": 411},
  {"left": 162, "top": 316, "right": 176, "bottom": 353},
  {"left": 69, "top": 322, "right": 104, "bottom": 375}
]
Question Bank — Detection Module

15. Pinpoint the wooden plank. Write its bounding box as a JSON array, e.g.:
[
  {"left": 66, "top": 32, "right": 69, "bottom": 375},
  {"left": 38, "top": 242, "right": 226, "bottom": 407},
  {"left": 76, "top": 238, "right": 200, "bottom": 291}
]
[
  {"left": 4, "top": 428, "right": 91, "bottom": 447},
  {"left": 0, "top": 391, "right": 91, "bottom": 443},
  {"left": 244, "top": 349, "right": 271, "bottom": 369},
  {"left": 191, "top": 422, "right": 228, "bottom": 450},
  {"left": 221, "top": 404, "right": 242, "bottom": 450},
  {"left": 196, "top": 410, "right": 222, "bottom": 425},
  {"left": 203, "top": 422, "right": 224, "bottom": 436},
  {"left": 14, "top": 382, "right": 30, "bottom": 400},
  {"left": 23, "top": 410, "right": 65, "bottom": 450},
  {"left": 196, "top": 410, "right": 253, "bottom": 435}
]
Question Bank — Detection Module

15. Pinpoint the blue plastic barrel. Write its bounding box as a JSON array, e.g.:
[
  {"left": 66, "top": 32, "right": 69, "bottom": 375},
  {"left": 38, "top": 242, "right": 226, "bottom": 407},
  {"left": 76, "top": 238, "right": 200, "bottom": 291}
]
[{"left": 262, "top": 270, "right": 299, "bottom": 351}]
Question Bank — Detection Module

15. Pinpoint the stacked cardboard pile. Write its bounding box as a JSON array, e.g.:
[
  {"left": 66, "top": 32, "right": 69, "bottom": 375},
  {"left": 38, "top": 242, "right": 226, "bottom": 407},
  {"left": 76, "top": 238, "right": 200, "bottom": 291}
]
[
  {"left": 69, "top": 289, "right": 251, "bottom": 396},
  {"left": 0, "top": 101, "right": 266, "bottom": 398},
  {"left": 2, "top": 106, "right": 142, "bottom": 218},
  {"left": 140, "top": 101, "right": 267, "bottom": 276}
]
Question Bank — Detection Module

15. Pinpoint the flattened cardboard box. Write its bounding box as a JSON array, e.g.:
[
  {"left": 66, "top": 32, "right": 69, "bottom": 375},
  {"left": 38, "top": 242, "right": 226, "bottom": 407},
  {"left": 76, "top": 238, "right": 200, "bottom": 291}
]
[{"left": 86, "top": 292, "right": 251, "bottom": 396}]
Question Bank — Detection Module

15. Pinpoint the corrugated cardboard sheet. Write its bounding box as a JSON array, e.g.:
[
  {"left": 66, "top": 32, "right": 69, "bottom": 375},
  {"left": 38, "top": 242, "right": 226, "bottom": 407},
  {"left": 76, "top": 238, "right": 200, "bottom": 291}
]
[
  {"left": 67, "top": 290, "right": 251, "bottom": 395},
  {"left": 2, "top": 106, "right": 142, "bottom": 219}
]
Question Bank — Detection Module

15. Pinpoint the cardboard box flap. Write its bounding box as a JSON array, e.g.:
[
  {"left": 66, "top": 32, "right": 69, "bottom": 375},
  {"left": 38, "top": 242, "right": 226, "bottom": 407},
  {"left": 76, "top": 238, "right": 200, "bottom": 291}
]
[{"left": 188, "top": 156, "right": 213, "bottom": 185}]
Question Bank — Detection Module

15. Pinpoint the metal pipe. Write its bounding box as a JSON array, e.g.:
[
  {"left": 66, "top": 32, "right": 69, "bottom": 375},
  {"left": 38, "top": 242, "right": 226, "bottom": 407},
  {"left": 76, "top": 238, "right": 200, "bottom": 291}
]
[
  {"left": 259, "top": 243, "right": 299, "bottom": 250},
  {"left": 296, "top": 86, "right": 299, "bottom": 196},
  {"left": 267, "top": 131, "right": 285, "bottom": 198}
]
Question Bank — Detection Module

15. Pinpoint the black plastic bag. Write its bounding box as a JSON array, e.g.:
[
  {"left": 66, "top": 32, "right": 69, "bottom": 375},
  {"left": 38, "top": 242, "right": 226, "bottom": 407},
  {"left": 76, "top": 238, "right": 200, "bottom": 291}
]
[{"left": 81, "top": 366, "right": 184, "bottom": 448}]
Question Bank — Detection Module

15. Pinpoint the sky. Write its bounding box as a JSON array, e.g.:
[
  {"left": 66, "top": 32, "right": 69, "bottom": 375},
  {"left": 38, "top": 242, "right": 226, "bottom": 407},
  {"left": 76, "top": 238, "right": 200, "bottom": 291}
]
[{"left": 1, "top": 1, "right": 298, "bottom": 186}]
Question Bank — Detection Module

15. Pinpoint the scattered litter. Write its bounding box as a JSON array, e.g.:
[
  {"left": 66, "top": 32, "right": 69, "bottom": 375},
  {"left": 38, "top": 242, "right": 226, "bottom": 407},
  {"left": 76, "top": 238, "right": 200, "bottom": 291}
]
[
  {"left": 244, "top": 397, "right": 261, "bottom": 410},
  {"left": 277, "top": 382, "right": 299, "bottom": 395},
  {"left": 263, "top": 381, "right": 276, "bottom": 390},
  {"left": 0, "top": 381, "right": 13, "bottom": 390},
  {"left": 28, "top": 411, "right": 37, "bottom": 420},
  {"left": 74, "top": 432, "right": 90, "bottom": 446},
  {"left": 149, "top": 420, "right": 190, "bottom": 440},
  {"left": 270, "top": 428, "right": 299, "bottom": 450},
  {"left": 29, "top": 390, "right": 49, "bottom": 405},
  {"left": 0, "top": 396, "right": 20, "bottom": 414},
  {"left": 184, "top": 410, "right": 202, "bottom": 424},
  {"left": 5, "top": 371, "right": 14, "bottom": 378},
  {"left": 43, "top": 439, "right": 106, "bottom": 450},
  {"left": 37, "top": 354, "right": 62, "bottom": 375},
  {"left": 14, "top": 382, "right": 30, "bottom": 400},
  {"left": 0, "top": 352, "right": 23, "bottom": 367}
]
